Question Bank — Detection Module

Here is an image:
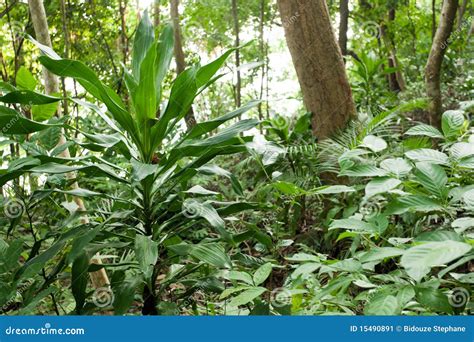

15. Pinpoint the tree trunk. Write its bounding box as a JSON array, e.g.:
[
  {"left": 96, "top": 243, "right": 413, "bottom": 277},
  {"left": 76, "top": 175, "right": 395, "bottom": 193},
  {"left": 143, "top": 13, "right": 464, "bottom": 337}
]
[
  {"left": 456, "top": 0, "right": 468, "bottom": 30},
  {"left": 381, "top": 8, "right": 405, "bottom": 92},
  {"left": 231, "top": 0, "right": 242, "bottom": 108},
  {"left": 28, "top": 0, "right": 109, "bottom": 289},
  {"left": 338, "top": 0, "right": 349, "bottom": 57},
  {"left": 432, "top": 0, "right": 437, "bottom": 40},
  {"left": 170, "top": 0, "right": 196, "bottom": 129},
  {"left": 425, "top": 0, "right": 459, "bottom": 126},
  {"left": 277, "top": 0, "right": 356, "bottom": 139},
  {"left": 258, "top": 0, "right": 265, "bottom": 130}
]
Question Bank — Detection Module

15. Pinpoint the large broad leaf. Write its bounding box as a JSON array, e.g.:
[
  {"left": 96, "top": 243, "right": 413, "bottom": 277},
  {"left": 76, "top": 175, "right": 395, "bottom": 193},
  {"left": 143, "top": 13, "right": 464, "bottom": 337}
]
[
  {"left": 442, "top": 110, "right": 465, "bottom": 138},
  {"left": 253, "top": 263, "right": 272, "bottom": 286},
  {"left": 401, "top": 241, "right": 472, "bottom": 282},
  {"left": 340, "top": 164, "right": 388, "bottom": 177},
  {"left": 311, "top": 185, "right": 356, "bottom": 195},
  {"left": 385, "top": 195, "right": 444, "bottom": 215},
  {"left": 405, "top": 124, "right": 444, "bottom": 139},
  {"left": 414, "top": 162, "right": 448, "bottom": 198},
  {"left": 359, "top": 247, "right": 404, "bottom": 263},
  {"left": 365, "top": 177, "right": 401, "bottom": 198},
  {"left": 364, "top": 293, "right": 400, "bottom": 315},
  {"left": 415, "top": 287, "right": 453, "bottom": 314},
  {"left": 134, "top": 235, "right": 158, "bottom": 283},
  {"left": 153, "top": 24, "right": 174, "bottom": 103},
  {"left": 361, "top": 135, "right": 387, "bottom": 152},
  {"left": 0, "top": 90, "right": 61, "bottom": 105},
  {"left": 329, "top": 218, "right": 378, "bottom": 233},
  {"left": 132, "top": 10, "right": 155, "bottom": 80},
  {"left": 188, "top": 243, "right": 232, "bottom": 269},
  {"left": 16, "top": 66, "right": 37, "bottom": 91},
  {"left": 405, "top": 149, "right": 449, "bottom": 165},
  {"left": 0, "top": 105, "right": 61, "bottom": 134},
  {"left": 228, "top": 286, "right": 267, "bottom": 307},
  {"left": 133, "top": 42, "right": 157, "bottom": 123},
  {"left": 185, "top": 100, "right": 261, "bottom": 140},
  {"left": 380, "top": 158, "right": 412, "bottom": 178}
]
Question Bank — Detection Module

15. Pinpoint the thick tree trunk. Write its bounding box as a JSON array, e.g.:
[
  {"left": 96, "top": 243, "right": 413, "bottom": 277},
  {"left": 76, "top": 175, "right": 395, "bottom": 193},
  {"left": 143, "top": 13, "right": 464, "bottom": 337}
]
[
  {"left": 28, "top": 0, "right": 109, "bottom": 289},
  {"left": 277, "top": 0, "right": 356, "bottom": 139},
  {"left": 231, "top": 0, "right": 242, "bottom": 108},
  {"left": 338, "top": 0, "right": 349, "bottom": 57},
  {"left": 425, "top": 0, "right": 459, "bottom": 126},
  {"left": 170, "top": 0, "right": 196, "bottom": 129}
]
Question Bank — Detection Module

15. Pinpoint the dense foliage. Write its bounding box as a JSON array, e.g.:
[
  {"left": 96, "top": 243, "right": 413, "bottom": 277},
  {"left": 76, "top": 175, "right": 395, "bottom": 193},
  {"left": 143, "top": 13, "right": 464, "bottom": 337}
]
[{"left": 0, "top": 0, "right": 472, "bottom": 316}]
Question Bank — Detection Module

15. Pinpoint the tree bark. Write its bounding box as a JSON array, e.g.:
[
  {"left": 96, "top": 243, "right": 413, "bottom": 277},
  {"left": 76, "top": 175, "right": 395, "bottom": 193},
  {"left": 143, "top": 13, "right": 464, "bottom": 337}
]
[
  {"left": 28, "top": 0, "right": 109, "bottom": 289},
  {"left": 425, "top": 0, "right": 459, "bottom": 126},
  {"left": 381, "top": 7, "right": 405, "bottom": 92},
  {"left": 277, "top": 0, "right": 356, "bottom": 139},
  {"left": 170, "top": 0, "right": 196, "bottom": 129},
  {"left": 338, "top": 0, "right": 349, "bottom": 57},
  {"left": 231, "top": 0, "right": 242, "bottom": 108}
]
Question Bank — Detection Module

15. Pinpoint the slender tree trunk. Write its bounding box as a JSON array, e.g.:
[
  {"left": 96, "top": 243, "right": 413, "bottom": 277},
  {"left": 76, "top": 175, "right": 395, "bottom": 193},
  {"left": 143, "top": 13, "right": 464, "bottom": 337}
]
[
  {"left": 425, "top": 0, "right": 458, "bottom": 126},
  {"left": 338, "top": 0, "right": 349, "bottom": 57},
  {"left": 277, "top": 0, "right": 356, "bottom": 139},
  {"left": 231, "top": 0, "right": 242, "bottom": 108},
  {"left": 456, "top": 0, "right": 468, "bottom": 30},
  {"left": 28, "top": 0, "right": 109, "bottom": 289},
  {"left": 119, "top": 0, "right": 129, "bottom": 66},
  {"left": 425, "top": 0, "right": 459, "bottom": 126},
  {"left": 381, "top": 8, "right": 405, "bottom": 92},
  {"left": 170, "top": 0, "right": 196, "bottom": 129},
  {"left": 432, "top": 0, "right": 437, "bottom": 40},
  {"left": 59, "top": 0, "right": 69, "bottom": 116},
  {"left": 154, "top": 0, "right": 160, "bottom": 27}
]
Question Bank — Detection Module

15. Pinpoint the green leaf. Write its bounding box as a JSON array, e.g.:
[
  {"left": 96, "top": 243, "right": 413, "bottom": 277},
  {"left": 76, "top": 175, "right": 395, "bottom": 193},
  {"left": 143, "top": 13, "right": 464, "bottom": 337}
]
[
  {"left": 134, "top": 235, "right": 158, "bottom": 282},
  {"left": 132, "top": 10, "right": 155, "bottom": 80},
  {"left": 228, "top": 287, "right": 267, "bottom": 307},
  {"left": 361, "top": 135, "right": 387, "bottom": 152},
  {"left": 134, "top": 41, "right": 157, "bottom": 122},
  {"left": 228, "top": 271, "right": 254, "bottom": 285},
  {"left": 405, "top": 124, "right": 444, "bottom": 139},
  {"left": 0, "top": 90, "right": 61, "bottom": 105},
  {"left": 405, "top": 149, "right": 449, "bottom": 165},
  {"left": 312, "top": 185, "right": 355, "bottom": 194},
  {"left": 31, "top": 102, "right": 58, "bottom": 121},
  {"left": 291, "top": 262, "right": 320, "bottom": 278},
  {"left": 153, "top": 24, "right": 174, "bottom": 103},
  {"left": 365, "top": 177, "right": 401, "bottom": 198},
  {"left": 329, "top": 218, "right": 378, "bottom": 233},
  {"left": 114, "top": 279, "right": 138, "bottom": 315},
  {"left": 414, "top": 230, "right": 463, "bottom": 242},
  {"left": 0, "top": 105, "right": 62, "bottom": 134},
  {"left": 131, "top": 159, "right": 157, "bottom": 182},
  {"left": 414, "top": 162, "right": 448, "bottom": 198},
  {"left": 340, "top": 164, "right": 388, "bottom": 177},
  {"left": 16, "top": 66, "right": 37, "bottom": 91},
  {"left": 415, "top": 287, "right": 453, "bottom": 314},
  {"left": 451, "top": 217, "right": 474, "bottom": 233},
  {"left": 364, "top": 293, "right": 400, "bottom": 315},
  {"left": 401, "top": 241, "right": 472, "bottom": 282},
  {"left": 380, "top": 158, "right": 412, "bottom": 178},
  {"left": 189, "top": 243, "right": 231, "bottom": 269},
  {"left": 253, "top": 263, "right": 272, "bottom": 286},
  {"left": 71, "top": 252, "right": 89, "bottom": 313},
  {"left": 182, "top": 200, "right": 231, "bottom": 242},
  {"left": 386, "top": 195, "right": 444, "bottom": 214},
  {"left": 442, "top": 110, "right": 465, "bottom": 138},
  {"left": 359, "top": 247, "right": 404, "bottom": 263}
]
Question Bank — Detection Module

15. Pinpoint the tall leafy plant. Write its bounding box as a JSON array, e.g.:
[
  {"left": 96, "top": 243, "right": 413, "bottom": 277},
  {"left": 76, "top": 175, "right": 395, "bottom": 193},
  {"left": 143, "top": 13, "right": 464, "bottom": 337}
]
[{"left": 0, "top": 13, "right": 260, "bottom": 315}]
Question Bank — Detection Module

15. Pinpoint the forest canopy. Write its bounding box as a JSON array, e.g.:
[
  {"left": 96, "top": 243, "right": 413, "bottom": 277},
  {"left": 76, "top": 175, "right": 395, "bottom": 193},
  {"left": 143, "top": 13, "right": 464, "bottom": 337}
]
[{"left": 0, "top": 0, "right": 473, "bottom": 316}]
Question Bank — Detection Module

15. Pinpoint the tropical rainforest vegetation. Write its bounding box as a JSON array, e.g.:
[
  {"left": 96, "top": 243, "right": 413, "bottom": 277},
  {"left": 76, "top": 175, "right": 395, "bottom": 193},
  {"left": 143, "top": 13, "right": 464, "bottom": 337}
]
[{"left": 0, "top": 0, "right": 473, "bottom": 316}]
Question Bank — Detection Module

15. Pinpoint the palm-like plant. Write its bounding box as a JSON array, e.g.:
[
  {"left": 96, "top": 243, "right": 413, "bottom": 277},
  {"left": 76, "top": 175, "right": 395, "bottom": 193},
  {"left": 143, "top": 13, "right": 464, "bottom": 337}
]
[{"left": 0, "top": 13, "right": 261, "bottom": 315}]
